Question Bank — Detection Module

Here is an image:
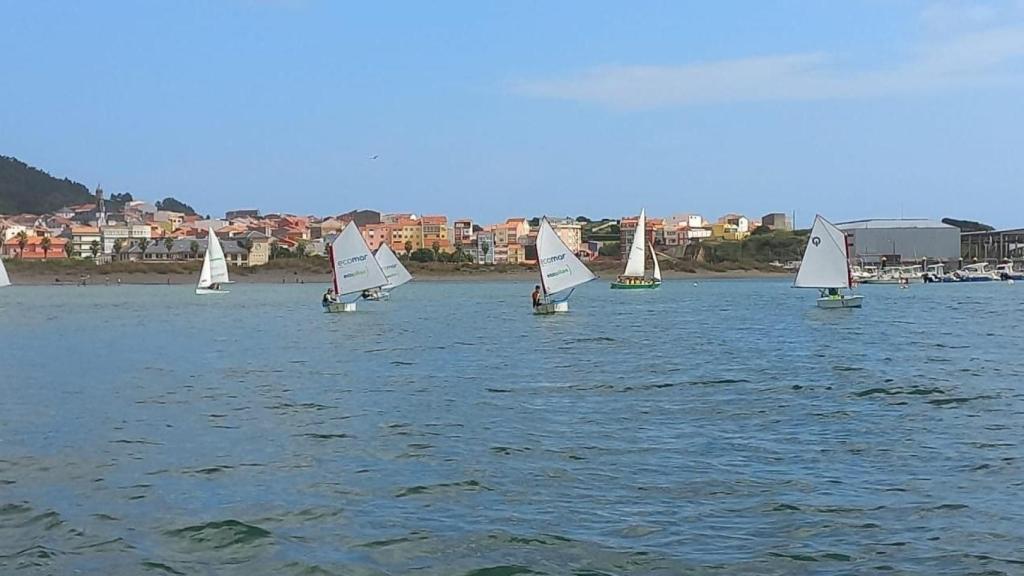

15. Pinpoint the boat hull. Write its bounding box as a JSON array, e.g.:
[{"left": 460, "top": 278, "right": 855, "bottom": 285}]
[
  {"left": 610, "top": 280, "right": 661, "bottom": 290},
  {"left": 196, "top": 288, "right": 230, "bottom": 295},
  {"left": 533, "top": 301, "right": 569, "bottom": 314},
  {"left": 816, "top": 294, "right": 864, "bottom": 309},
  {"left": 324, "top": 301, "right": 357, "bottom": 313}
]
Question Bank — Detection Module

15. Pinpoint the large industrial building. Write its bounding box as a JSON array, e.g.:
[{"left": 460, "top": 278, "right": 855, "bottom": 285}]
[{"left": 836, "top": 219, "right": 960, "bottom": 264}]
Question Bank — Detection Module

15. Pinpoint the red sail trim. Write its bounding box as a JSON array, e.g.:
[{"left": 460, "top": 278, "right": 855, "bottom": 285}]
[{"left": 328, "top": 243, "right": 340, "bottom": 294}]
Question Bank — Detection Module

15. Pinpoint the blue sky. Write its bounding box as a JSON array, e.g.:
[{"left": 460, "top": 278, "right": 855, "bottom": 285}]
[{"left": 2, "top": 1, "right": 1023, "bottom": 227}]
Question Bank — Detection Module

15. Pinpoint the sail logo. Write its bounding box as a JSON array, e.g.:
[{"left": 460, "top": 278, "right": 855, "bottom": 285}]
[
  {"left": 339, "top": 255, "right": 368, "bottom": 266},
  {"left": 342, "top": 269, "right": 368, "bottom": 279},
  {"left": 540, "top": 253, "right": 566, "bottom": 265},
  {"left": 547, "top": 267, "right": 571, "bottom": 278},
  {"left": 811, "top": 236, "right": 821, "bottom": 247}
]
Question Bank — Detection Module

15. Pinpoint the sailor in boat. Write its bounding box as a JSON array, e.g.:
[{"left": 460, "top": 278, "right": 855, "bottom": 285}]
[
  {"left": 322, "top": 288, "right": 338, "bottom": 307},
  {"left": 532, "top": 285, "right": 542, "bottom": 309},
  {"left": 361, "top": 288, "right": 383, "bottom": 300},
  {"left": 821, "top": 288, "right": 841, "bottom": 300}
]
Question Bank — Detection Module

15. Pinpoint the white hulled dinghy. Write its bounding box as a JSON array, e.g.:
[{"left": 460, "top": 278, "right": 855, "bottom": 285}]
[
  {"left": 795, "top": 215, "right": 863, "bottom": 309},
  {"left": 196, "top": 228, "right": 231, "bottom": 295},
  {"left": 324, "top": 221, "right": 389, "bottom": 313},
  {"left": 534, "top": 218, "right": 596, "bottom": 314},
  {"left": 365, "top": 242, "right": 412, "bottom": 301}
]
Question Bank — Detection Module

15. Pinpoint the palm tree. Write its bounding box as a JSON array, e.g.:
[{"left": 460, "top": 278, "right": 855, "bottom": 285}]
[
  {"left": 404, "top": 240, "right": 413, "bottom": 254},
  {"left": 137, "top": 238, "right": 150, "bottom": 261},
  {"left": 432, "top": 241, "right": 440, "bottom": 261},
  {"left": 16, "top": 231, "right": 28, "bottom": 258},
  {"left": 89, "top": 240, "right": 100, "bottom": 259},
  {"left": 480, "top": 242, "right": 490, "bottom": 264},
  {"left": 40, "top": 236, "right": 51, "bottom": 260},
  {"left": 113, "top": 238, "right": 124, "bottom": 260},
  {"left": 189, "top": 240, "right": 200, "bottom": 260},
  {"left": 63, "top": 240, "right": 72, "bottom": 258}
]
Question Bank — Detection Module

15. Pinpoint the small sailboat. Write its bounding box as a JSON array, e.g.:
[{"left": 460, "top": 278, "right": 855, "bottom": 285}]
[
  {"left": 649, "top": 242, "right": 662, "bottom": 284},
  {"left": 364, "top": 243, "right": 413, "bottom": 301},
  {"left": 196, "top": 228, "right": 231, "bottom": 295},
  {"left": 535, "top": 218, "right": 596, "bottom": 314},
  {"left": 611, "top": 208, "right": 661, "bottom": 289},
  {"left": 0, "top": 257, "right": 10, "bottom": 288},
  {"left": 324, "top": 221, "right": 389, "bottom": 313},
  {"left": 795, "top": 215, "right": 863, "bottom": 309}
]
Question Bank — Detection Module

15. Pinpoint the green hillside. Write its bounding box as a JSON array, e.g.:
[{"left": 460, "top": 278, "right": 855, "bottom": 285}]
[{"left": 0, "top": 155, "right": 93, "bottom": 214}]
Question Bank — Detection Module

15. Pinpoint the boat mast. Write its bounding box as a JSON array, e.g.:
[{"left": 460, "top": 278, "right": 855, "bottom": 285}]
[
  {"left": 844, "top": 230, "right": 853, "bottom": 289},
  {"left": 328, "top": 242, "right": 340, "bottom": 295}
]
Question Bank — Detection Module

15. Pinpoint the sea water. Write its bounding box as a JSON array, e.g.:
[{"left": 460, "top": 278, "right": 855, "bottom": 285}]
[{"left": 1, "top": 279, "right": 1023, "bottom": 575}]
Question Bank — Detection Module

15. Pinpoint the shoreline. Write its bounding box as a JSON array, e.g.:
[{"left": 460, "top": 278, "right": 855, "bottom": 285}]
[{"left": 6, "top": 268, "right": 792, "bottom": 286}]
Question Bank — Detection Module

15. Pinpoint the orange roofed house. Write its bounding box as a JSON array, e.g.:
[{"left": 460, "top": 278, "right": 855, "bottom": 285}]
[
  {"left": 420, "top": 215, "right": 450, "bottom": 253},
  {"left": 3, "top": 235, "right": 69, "bottom": 259}
]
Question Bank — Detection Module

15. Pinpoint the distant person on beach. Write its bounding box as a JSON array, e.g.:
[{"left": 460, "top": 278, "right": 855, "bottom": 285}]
[{"left": 532, "top": 285, "right": 542, "bottom": 308}]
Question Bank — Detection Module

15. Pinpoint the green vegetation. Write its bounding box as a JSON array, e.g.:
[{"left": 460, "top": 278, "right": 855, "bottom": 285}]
[
  {"left": 598, "top": 241, "right": 620, "bottom": 257},
  {"left": 408, "top": 248, "right": 474, "bottom": 263},
  {"left": 155, "top": 197, "right": 197, "bottom": 215},
  {"left": 0, "top": 155, "right": 93, "bottom": 214},
  {"left": 583, "top": 219, "right": 619, "bottom": 242},
  {"left": 942, "top": 217, "right": 994, "bottom": 232},
  {"left": 682, "top": 229, "right": 808, "bottom": 267}
]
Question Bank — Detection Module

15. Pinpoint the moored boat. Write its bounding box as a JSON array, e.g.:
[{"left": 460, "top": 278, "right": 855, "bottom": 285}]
[{"left": 996, "top": 261, "right": 1024, "bottom": 281}]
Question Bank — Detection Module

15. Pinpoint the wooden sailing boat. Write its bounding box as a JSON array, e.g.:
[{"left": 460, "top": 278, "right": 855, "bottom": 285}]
[
  {"left": 324, "top": 221, "right": 389, "bottom": 313},
  {"left": 196, "top": 228, "right": 231, "bottom": 295},
  {"left": 535, "top": 218, "right": 596, "bottom": 314},
  {"left": 611, "top": 208, "right": 661, "bottom": 289},
  {"left": 364, "top": 242, "right": 413, "bottom": 301},
  {"left": 795, "top": 215, "right": 863, "bottom": 308}
]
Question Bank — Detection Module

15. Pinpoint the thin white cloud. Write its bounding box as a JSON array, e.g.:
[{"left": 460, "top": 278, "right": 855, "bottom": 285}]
[{"left": 516, "top": 3, "right": 1024, "bottom": 109}]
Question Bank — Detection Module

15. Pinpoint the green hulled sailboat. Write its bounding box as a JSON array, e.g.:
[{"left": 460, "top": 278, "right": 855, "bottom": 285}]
[{"left": 611, "top": 208, "right": 662, "bottom": 289}]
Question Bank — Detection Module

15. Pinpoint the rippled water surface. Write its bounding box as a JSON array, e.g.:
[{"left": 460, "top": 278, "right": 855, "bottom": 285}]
[{"left": 2, "top": 279, "right": 1024, "bottom": 575}]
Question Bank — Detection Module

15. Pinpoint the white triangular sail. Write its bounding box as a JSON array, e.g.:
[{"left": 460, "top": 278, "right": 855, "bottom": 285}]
[
  {"left": 197, "top": 249, "right": 213, "bottom": 289},
  {"left": 650, "top": 243, "right": 662, "bottom": 282},
  {"left": 794, "top": 215, "right": 851, "bottom": 289},
  {"left": 538, "top": 218, "right": 596, "bottom": 295},
  {"left": 331, "top": 221, "right": 388, "bottom": 296},
  {"left": 623, "top": 209, "right": 646, "bottom": 277},
  {"left": 0, "top": 257, "right": 10, "bottom": 287},
  {"left": 206, "top": 229, "right": 231, "bottom": 284},
  {"left": 375, "top": 243, "right": 412, "bottom": 289}
]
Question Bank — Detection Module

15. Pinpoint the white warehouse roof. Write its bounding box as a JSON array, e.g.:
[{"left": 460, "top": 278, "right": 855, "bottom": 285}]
[{"left": 836, "top": 219, "right": 956, "bottom": 230}]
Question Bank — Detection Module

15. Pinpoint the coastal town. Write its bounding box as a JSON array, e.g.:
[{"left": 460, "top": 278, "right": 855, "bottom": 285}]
[{"left": 1, "top": 186, "right": 802, "bottom": 269}]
